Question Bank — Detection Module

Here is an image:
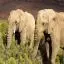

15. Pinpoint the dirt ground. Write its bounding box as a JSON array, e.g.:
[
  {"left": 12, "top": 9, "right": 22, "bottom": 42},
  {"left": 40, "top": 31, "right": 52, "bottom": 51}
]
[{"left": 0, "top": 1, "right": 64, "bottom": 19}]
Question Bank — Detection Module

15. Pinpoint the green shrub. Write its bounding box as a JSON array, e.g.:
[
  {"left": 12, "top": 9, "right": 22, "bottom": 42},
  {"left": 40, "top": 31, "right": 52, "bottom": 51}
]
[
  {"left": 0, "top": 58, "right": 5, "bottom": 64},
  {"left": 5, "top": 37, "right": 19, "bottom": 59},
  {"left": 6, "top": 57, "right": 16, "bottom": 64},
  {"left": 0, "top": 19, "right": 64, "bottom": 64},
  {"left": 0, "top": 21, "right": 8, "bottom": 47}
]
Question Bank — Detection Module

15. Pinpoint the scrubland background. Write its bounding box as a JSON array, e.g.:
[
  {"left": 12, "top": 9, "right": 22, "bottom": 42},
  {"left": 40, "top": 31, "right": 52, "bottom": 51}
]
[{"left": 0, "top": 0, "right": 64, "bottom": 64}]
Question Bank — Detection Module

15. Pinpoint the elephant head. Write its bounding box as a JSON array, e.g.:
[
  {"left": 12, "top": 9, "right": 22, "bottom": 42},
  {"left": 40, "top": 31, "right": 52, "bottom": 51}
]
[
  {"left": 37, "top": 9, "right": 56, "bottom": 35},
  {"left": 7, "top": 9, "right": 25, "bottom": 48},
  {"left": 8, "top": 9, "right": 25, "bottom": 33}
]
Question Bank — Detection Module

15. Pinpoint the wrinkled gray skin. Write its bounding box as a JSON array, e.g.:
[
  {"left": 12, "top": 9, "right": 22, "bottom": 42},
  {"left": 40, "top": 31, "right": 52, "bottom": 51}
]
[
  {"left": 34, "top": 9, "right": 64, "bottom": 64},
  {"left": 7, "top": 9, "right": 35, "bottom": 49}
]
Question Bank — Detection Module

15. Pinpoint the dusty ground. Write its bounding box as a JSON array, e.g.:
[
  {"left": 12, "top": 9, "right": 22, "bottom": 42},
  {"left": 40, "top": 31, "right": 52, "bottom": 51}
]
[{"left": 0, "top": 1, "right": 64, "bottom": 19}]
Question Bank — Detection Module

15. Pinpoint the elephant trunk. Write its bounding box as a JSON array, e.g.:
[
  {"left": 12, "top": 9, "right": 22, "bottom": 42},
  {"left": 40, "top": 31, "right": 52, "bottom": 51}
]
[{"left": 32, "top": 23, "right": 41, "bottom": 57}]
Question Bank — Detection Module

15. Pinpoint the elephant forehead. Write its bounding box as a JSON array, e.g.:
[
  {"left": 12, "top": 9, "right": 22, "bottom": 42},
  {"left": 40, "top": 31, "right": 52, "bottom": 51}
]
[
  {"left": 10, "top": 11, "right": 20, "bottom": 22},
  {"left": 38, "top": 13, "right": 47, "bottom": 22},
  {"left": 38, "top": 10, "right": 53, "bottom": 23},
  {"left": 20, "top": 15, "right": 26, "bottom": 22},
  {"left": 45, "top": 9, "right": 55, "bottom": 15},
  {"left": 39, "top": 9, "right": 56, "bottom": 18},
  {"left": 42, "top": 9, "right": 56, "bottom": 20},
  {"left": 40, "top": 15, "right": 49, "bottom": 23}
]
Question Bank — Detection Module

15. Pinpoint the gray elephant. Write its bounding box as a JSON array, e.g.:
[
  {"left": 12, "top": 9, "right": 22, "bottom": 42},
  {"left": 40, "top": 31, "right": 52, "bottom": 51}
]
[
  {"left": 34, "top": 9, "right": 64, "bottom": 64},
  {"left": 7, "top": 9, "right": 35, "bottom": 49}
]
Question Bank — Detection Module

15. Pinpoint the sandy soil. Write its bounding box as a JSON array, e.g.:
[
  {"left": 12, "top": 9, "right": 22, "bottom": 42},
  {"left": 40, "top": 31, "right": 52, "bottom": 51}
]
[{"left": 0, "top": 1, "right": 64, "bottom": 19}]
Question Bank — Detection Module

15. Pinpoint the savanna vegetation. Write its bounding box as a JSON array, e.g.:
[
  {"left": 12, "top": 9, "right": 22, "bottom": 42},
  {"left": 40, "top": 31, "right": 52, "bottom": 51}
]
[{"left": 0, "top": 18, "right": 63, "bottom": 64}]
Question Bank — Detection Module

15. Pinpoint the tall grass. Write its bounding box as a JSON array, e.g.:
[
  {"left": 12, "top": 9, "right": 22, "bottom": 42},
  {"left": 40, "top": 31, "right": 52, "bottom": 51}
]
[{"left": 0, "top": 19, "right": 63, "bottom": 64}]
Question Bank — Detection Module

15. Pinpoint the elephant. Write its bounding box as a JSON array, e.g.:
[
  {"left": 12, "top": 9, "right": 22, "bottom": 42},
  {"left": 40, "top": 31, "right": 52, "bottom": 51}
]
[
  {"left": 19, "top": 11, "right": 35, "bottom": 49},
  {"left": 33, "top": 9, "right": 56, "bottom": 58},
  {"left": 7, "top": 9, "right": 23, "bottom": 48},
  {"left": 34, "top": 9, "right": 64, "bottom": 64},
  {"left": 7, "top": 9, "right": 35, "bottom": 49}
]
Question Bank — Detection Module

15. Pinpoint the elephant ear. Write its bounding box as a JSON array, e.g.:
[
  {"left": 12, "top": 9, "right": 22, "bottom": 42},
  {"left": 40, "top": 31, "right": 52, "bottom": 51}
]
[
  {"left": 43, "top": 9, "right": 56, "bottom": 34},
  {"left": 19, "top": 12, "right": 26, "bottom": 32},
  {"left": 48, "top": 15, "right": 56, "bottom": 34}
]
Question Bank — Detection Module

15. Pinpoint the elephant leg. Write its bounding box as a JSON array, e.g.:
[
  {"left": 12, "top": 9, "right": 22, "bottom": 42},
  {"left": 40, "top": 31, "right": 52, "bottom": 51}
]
[
  {"left": 20, "top": 28, "right": 26, "bottom": 46},
  {"left": 7, "top": 25, "right": 13, "bottom": 49},
  {"left": 29, "top": 31, "right": 34, "bottom": 49},
  {"left": 32, "top": 39, "right": 40, "bottom": 58},
  {"left": 51, "top": 35, "right": 60, "bottom": 64}
]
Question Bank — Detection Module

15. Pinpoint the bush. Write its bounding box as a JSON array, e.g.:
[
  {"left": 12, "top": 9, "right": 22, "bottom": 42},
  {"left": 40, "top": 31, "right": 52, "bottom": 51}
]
[
  {"left": 0, "top": 20, "right": 8, "bottom": 47},
  {"left": 0, "top": 20, "right": 8, "bottom": 60},
  {"left": 6, "top": 57, "right": 16, "bottom": 64},
  {"left": 0, "top": 19, "right": 64, "bottom": 64},
  {"left": 0, "top": 58, "right": 5, "bottom": 64}
]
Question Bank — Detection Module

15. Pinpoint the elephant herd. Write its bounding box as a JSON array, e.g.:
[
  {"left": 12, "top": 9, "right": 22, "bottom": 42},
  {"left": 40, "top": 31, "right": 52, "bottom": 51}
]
[{"left": 7, "top": 9, "right": 64, "bottom": 64}]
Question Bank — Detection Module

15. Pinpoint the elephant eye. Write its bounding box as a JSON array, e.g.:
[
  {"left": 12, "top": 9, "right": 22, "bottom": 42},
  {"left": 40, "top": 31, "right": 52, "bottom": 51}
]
[
  {"left": 15, "top": 21, "right": 17, "bottom": 23},
  {"left": 53, "top": 18, "right": 56, "bottom": 21},
  {"left": 15, "top": 21, "right": 18, "bottom": 25},
  {"left": 42, "top": 23, "right": 45, "bottom": 25}
]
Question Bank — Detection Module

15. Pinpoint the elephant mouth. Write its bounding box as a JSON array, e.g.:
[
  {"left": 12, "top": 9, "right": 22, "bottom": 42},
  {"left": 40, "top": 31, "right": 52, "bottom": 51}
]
[
  {"left": 43, "top": 31, "right": 51, "bottom": 43},
  {"left": 15, "top": 29, "right": 21, "bottom": 45},
  {"left": 43, "top": 29, "right": 48, "bottom": 34}
]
